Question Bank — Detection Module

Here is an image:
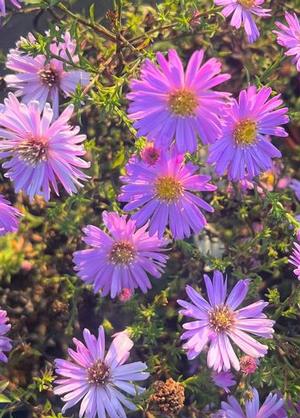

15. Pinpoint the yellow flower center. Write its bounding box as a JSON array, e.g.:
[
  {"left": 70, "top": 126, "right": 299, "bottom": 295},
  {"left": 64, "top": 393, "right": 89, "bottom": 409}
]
[
  {"left": 260, "top": 170, "right": 275, "bottom": 188},
  {"left": 87, "top": 360, "right": 110, "bottom": 385},
  {"left": 155, "top": 176, "right": 183, "bottom": 203},
  {"left": 238, "top": 0, "right": 255, "bottom": 8},
  {"left": 245, "top": 390, "right": 255, "bottom": 401},
  {"left": 209, "top": 305, "right": 235, "bottom": 333},
  {"left": 234, "top": 119, "right": 257, "bottom": 146},
  {"left": 17, "top": 136, "right": 48, "bottom": 166},
  {"left": 168, "top": 89, "right": 198, "bottom": 117},
  {"left": 110, "top": 241, "right": 136, "bottom": 265}
]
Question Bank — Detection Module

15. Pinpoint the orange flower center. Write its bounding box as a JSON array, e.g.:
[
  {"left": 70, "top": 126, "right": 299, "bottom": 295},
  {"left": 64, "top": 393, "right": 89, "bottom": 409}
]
[
  {"left": 110, "top": 241, "right": 136, "bottom": 265},
  {"left": 168, "top": 89, "right": 198, "bottom": 117},
  {"left": 155, "top": 175, "right": 183, "bottom": 203},
  {"left": 238, "top": 0, "right": 255, "bottom": 8},
  {"left": 234, "top": 119, "right": 257, "bottom": 145},
  {"left": 87, "top": 360, "right": 110, "bottom": 385},
  {"left": 17, "top": 136, "right": 48, "bottom": 166},
  {"left": 209, "top": 305, "right": 235, "bottom": 333}
]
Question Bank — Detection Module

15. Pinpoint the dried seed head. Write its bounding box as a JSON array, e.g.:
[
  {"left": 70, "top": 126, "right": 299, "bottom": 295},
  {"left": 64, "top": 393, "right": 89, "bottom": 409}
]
[{"left": 150, "top": 378, "right": 185, "bottom": 416}]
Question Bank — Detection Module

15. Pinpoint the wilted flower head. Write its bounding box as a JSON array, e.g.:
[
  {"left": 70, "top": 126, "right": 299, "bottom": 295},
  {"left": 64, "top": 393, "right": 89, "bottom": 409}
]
[
  {"left": 140, "top": 142, "right": 161, "bottom": 166},
  {"left": 212, "top": 371, "right": 236, "bottom": 393},
  {"left": 119, "top": 147, "right": 216, "bottom": 239},
  {"left": 207, "top": 86, "right": 289, "bottom": 181},
  {"left": 54, "top": 326, "right": 149, "bottom": 417},
  {"left": 0, "top": 310, "right": 12, "bottom": 363},
  {"left": 150, "top": 378, "right": 185, "bottom": 416},
  {"left": 5, "top": 31, "right": 90, "bottom": 117},
  {"left": 73, "top": 211, "right": 169, "bottom": 298},
  {"left": 240, "top": 355, "right": 258, "bottom": 374},
  {"left": 0, "top": 94, "right": 90, "bottom": 201},
  {"left": 214, "top": 0, "right": 271, "bottom": 43},
  {"left": 274, "top": 12, "right": 300, "bottom": 72},
  {"left": 0, "top": 0, "right": 22, "bottom": 17},
  {"left": 288, "top": 242, "right": 300, "bottom": 280},
  {"left": 127, "top": 49, "right": 231, "bottom": 153},
  {"left": 178, "top": 270, "right": 274, "bottom": 371},
  {"left": 0, "top": 194, "right": 21, "bottom": 235},
  {"left": 219, "top": 387, "right": 286, "bottom": 418}
]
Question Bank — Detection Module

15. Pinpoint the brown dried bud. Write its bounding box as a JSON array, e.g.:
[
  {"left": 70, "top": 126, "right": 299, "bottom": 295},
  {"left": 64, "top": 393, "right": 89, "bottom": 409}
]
[
  {"left": 106, "top": 10, "right": 117, "bottom": 27},
  {"left": 150, "top": 378, "right": 185, "bottom": 416}
]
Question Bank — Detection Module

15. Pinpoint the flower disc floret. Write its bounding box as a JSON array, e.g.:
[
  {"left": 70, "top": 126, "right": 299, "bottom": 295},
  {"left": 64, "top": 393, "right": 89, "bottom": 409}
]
[
  {"left": 168, "top": 89, "right": 198, "bottom": 117},
  {"left": 234, "top": 120, "right": 257, "bottom": 145}
]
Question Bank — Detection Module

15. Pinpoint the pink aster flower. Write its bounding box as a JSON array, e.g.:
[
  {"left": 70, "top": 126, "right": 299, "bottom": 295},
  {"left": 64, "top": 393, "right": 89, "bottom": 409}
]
[
  {"left": 54, "top": 326, "right": 149, "bottom": 418},
  {"left": 239, "top": 355, "right": 258, "bottom": 374},
  {"left": 214, "top": 0, "right": 271, "bottom": 43},
  {"left": 0, "top": 93, "right": 90, "bottom": 201},
  {"left": 0, "top": 309, "right": 12, "bottom": 363},
  {"left": 207, "top": 86, "right": 289, "bottom": 181},
  {"left": 177, "top": 270, "right": 274, "bottom": 371},
  {"left": 0, "top": 194, "right": 21, "bottom": 235},
  {"left": 212, "top": 371, "right": 236, "bottom": 393},
  {"left": 127, "top": 49, "right": 231, "bottom": 153},
  {"left": 0, "top": 0, "right": 22, "bottom": 17},
  {"left": 73, "top": 211, "right": 169, "bottom": 298},
  {"left": 119, "top": 147, "right": 216, "bottom": 239},
  {"left": 219, "top": 388, "right": 286, "bottom": 418},
  {"left": 5, "top": 31, "right": 90, "bottom": 118},
  {"left": 288, "top": 242, "right": 300, "bottom": 280},
  {"left": 274, "top": 12, "right": 300, "bottom": 72}
]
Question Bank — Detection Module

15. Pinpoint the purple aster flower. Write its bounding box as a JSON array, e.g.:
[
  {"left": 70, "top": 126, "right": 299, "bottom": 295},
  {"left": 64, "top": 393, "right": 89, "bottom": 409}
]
[
  {"left": 214, "top": 0, "right": 271, "bottom": 43},
  {"left": 0, "top": 309, "right": 12, "bottom": 363},
  {"left": 288, "top": 242, "right": 300, "bottom": 280},
  {"left": 54, "top": 326, "right": 149, "bottom": 417},
  {"left": 274, "top": 12, "right": 300, "bottom": 72},
  {"left": 207, "top": 86, "right": 289, "bottom": 181},
  {"left": 0, "top": 0, "right": 22, "bottom": 17},
  {"left": 289, "top": 179, "right": 300, "bottom": 200},
  {"left": 5, "top": 31, "right": 90, "bottom": 118},
  {"left": 0, "top": 93, "right": 90, "bottom": 201},
  {"left": 177, "top": 270, "right": 274, "bottom": 371},
  {"left": 212, "top": 371, "right": 236, "bottom": 393},
  {"left": 127, "top": 49, "right": 231, "bottom": 153},
  {"left": 73, "top": 211, "right": 169, "bottom": 298},
  {"left": 219, "top": 387, "right": 286, "bottom": 418},
  {"left": 119, "top": 147, "right": 216, "bottom": 239},
  {"left": 0, "top": 194, "right": 21, "bottom": 235}
]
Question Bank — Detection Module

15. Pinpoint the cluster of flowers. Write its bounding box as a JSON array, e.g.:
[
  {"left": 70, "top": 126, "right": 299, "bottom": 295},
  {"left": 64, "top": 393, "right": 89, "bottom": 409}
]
[{"left": 0, "top": 1, "right": 300, "bottom": 417}]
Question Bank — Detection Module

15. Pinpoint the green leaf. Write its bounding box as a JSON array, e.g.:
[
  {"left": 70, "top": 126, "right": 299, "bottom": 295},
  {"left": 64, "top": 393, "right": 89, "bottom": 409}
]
[{"left": 0, "top": 394, "right": 11, "bottom": 404}]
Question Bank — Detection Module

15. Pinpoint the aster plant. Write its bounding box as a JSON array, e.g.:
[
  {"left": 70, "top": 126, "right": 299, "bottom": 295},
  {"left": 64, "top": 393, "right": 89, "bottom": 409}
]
[
  {"left": 54, "top": 326, "right": 149, "bottom": 417},
  {"left": 5, "top": 31, "right": 90, "bottom": 117},
  {"left": 73, "top": 211, "right": 169, "bottom": 298},
  {"left": 119, "top": 147, "right": 216, "bottom": 239},
  {"left": 178, "top": 270, "right": 274, "bottom": 371},
  {"left": 127, "top": 49, "right": 231, "bottom": 153},
  {"left": 274, "top": 12, "right": 300, "bottom": 72},
  {"left": 207, "top": 86, "right": 289, "bottom": 181},
  {"left": 0, "top": 309, "right": 12, "bottom": 363},
  {"left": 0, "top": 194, "right": 21, "bottom": 235},
  {"left": 0, "top": 93, "right": 90, "bottom": 201},
  {"left": 218, "top": 387, "right": 286, "bottom": 418},
  {"left": 214, "top": 0, "right": 271, "bottom": 43}
]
